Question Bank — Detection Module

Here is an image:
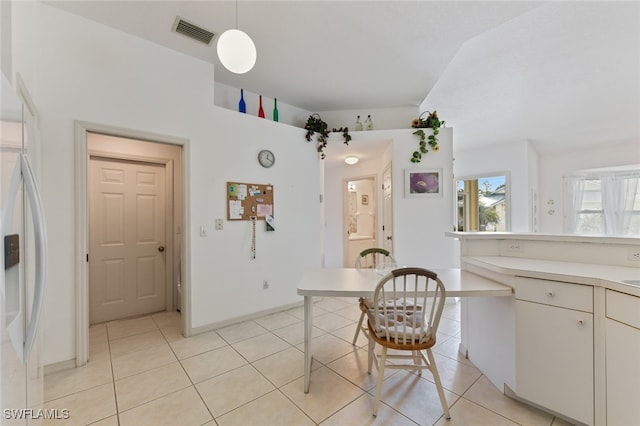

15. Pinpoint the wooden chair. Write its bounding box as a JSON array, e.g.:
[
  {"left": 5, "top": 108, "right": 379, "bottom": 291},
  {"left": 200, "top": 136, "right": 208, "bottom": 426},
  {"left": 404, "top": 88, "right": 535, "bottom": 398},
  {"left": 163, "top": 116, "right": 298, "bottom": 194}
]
[
  {"left": 354, "top": 247, "right": 396, "bottom": 270},
  {"left": 362, "top": 267, "right": 450, "bottom": 420},
  {"left": 352, "top": 248, "right": 397, "bottom": 345}
]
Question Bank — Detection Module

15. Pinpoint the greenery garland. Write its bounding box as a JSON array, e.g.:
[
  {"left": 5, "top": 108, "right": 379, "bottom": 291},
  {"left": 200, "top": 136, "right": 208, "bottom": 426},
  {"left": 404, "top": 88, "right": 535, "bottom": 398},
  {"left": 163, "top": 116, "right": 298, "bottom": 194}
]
[
  {"left": 410, "top": 111, "right": 444, "bottom": 163},
  {"left": 304, "top": 114, "right": 351, "bottom": 159}
]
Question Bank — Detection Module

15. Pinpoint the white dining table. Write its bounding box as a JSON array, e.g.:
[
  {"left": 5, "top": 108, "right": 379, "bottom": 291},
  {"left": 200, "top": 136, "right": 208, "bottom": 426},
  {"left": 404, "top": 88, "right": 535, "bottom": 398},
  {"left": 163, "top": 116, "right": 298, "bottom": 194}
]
[{"left": 296, "top": 267, "right": 513, "bottom": 393}]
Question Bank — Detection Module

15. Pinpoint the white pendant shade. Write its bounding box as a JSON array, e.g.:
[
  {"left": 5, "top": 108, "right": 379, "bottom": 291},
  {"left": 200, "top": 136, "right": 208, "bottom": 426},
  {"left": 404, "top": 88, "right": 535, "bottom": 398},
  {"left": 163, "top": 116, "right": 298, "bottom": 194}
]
[{"left": 217, "top": 29, "right": 257, "bottom": 74}]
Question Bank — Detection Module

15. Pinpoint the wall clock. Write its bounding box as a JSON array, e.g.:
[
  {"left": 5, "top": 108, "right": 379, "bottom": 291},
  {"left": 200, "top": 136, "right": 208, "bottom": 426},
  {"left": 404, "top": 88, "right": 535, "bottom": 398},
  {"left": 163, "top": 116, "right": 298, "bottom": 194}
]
[{"left": 258, "top": 149, "right": 275, "bottom": 168}]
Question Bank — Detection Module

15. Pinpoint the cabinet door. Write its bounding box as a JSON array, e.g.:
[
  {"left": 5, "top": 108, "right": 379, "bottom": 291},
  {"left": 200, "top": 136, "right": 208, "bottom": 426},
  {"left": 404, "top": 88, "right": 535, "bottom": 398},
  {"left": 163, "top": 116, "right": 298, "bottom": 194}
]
[
  {"left": 516, "top": 300, "right": 593, "bottom": 426},
  {"left": 606, "top": 319, "right": 640, "bottom": 425}
]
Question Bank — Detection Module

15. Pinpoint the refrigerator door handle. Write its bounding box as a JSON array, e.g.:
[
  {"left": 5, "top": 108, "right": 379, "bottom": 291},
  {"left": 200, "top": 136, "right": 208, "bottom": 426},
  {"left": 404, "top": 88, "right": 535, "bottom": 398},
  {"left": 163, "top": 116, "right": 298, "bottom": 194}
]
[{"left": 21, "top": 153, "right": 48, "bottom": 362}]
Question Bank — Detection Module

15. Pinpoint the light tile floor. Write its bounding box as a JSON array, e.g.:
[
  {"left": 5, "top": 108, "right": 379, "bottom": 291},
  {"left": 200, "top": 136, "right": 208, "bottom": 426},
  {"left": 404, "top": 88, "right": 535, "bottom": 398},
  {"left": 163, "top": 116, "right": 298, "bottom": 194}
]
[{"left": 44, "top": 298, "right": 575, "bottom": 426}]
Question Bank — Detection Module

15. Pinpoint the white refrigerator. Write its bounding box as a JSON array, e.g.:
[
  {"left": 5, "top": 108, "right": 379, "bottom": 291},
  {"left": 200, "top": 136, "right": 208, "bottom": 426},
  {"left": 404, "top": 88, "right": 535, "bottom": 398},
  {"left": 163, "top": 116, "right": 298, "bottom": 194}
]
[{"left": 1, "top": 71, "right": 48, "bottom": 425}]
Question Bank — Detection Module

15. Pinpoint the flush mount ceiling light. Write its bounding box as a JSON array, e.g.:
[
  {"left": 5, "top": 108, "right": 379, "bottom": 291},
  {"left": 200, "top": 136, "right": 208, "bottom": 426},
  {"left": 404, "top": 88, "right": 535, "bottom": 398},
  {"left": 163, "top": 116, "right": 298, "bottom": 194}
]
[
  {"left": 217, "top": 0, "right": 256, "bottom": 74},
  {"left": 345, "top": 156, "right": 359, "bottom": 165}
]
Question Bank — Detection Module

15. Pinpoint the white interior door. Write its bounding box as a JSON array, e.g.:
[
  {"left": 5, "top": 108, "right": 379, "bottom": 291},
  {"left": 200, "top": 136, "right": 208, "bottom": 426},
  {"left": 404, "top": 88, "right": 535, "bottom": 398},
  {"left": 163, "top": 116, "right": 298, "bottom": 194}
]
[
  {"left": 382, "top": 165, "right": 393, "bottom": 253},
  {"left": 89, "top": 157, "right": 166, "bottom": 324}
]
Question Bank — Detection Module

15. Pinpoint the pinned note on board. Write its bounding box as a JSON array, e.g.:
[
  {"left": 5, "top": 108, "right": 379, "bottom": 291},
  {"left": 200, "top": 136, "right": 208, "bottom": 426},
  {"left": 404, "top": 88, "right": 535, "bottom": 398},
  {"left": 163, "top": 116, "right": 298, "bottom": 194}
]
[{"left": 265, "top": 215, "right": 275, "bottom": 231}]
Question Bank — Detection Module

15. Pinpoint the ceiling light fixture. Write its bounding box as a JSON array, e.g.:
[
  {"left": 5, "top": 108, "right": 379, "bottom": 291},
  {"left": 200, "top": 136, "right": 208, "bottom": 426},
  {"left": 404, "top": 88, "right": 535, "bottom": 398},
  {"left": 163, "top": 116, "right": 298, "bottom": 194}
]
[
  {"left": 345, "top": 156, "right": 359, "bottom": 165},
  {"left": 217, "top": 0, "right": 256, "bottom": 74}
]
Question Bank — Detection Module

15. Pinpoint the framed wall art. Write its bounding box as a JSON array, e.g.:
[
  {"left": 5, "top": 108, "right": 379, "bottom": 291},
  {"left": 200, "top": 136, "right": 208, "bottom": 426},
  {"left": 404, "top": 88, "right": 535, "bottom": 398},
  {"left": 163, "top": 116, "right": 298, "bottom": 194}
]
[{"left": 405, "top": 169, "right": 442, "bottom": 198}]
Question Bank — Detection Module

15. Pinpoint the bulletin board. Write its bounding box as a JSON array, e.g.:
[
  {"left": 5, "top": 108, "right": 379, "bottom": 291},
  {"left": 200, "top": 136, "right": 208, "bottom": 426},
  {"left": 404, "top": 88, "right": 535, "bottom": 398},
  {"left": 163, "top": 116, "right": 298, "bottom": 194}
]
[{"left": 226, "top": 182, "right": 274, "bottom": 221}]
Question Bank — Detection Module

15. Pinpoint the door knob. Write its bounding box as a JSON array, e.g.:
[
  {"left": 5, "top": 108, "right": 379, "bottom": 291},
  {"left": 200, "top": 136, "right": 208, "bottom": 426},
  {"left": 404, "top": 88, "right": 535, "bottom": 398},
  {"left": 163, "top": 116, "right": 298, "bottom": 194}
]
[
  {"left": 158, "top": 246, "right": 165, "bottom": 252},
  {"left": 386, "top": 236, "right": 392, "bottom": 240}
]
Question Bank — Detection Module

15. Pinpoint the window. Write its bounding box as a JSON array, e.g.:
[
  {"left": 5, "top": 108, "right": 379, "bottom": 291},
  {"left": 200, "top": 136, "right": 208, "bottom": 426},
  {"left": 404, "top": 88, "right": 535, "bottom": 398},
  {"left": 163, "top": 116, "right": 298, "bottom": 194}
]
[
  {"left": 564, "top": 169, "right": 640, "bottom": 236},
  {"left": 456, "top": 174, "right": 509, "bottom": 232}
]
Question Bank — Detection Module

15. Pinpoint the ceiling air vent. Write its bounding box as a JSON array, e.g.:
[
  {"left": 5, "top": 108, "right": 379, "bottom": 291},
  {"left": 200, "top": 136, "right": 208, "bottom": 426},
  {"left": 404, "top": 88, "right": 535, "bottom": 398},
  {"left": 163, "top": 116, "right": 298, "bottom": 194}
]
[{"left": 172, "top": 17, "right": 215, "bottom": 46}]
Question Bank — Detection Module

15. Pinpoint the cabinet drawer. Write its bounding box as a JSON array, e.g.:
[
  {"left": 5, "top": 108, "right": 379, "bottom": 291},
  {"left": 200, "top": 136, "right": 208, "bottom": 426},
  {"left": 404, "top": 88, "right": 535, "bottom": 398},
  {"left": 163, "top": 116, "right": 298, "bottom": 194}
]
[
  {"left": 606, "top": 289, "right": 640, "bottom": 329},
  {"left": 514, "top": 277, "right": 593, "bottom": 312}
]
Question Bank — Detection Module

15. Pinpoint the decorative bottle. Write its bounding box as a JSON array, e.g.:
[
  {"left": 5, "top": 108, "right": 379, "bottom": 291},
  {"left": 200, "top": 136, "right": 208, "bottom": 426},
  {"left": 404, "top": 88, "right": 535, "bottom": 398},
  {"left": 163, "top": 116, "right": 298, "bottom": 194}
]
[
  {"left": 355, "top": 115, "right": 363, "bottom": 131},
  {"left": 365, "top": 115, "right": 373, "bottom": 130},
  {"left": 239, "top": 89, "right": 246, "bottom": 113},
  {"left": 273, "top": 98, "right": 279, "bottom": 122},
  {"left": 258, "top": 95, "right": 265, "bottom": 118}
]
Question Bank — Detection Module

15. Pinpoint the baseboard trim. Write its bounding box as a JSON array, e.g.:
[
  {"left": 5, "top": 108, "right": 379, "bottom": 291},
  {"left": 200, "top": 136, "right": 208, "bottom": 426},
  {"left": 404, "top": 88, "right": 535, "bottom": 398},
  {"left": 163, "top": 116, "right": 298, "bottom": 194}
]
[
  {"left": 187, "top": 301, "right": 303, "bottom": 337},
  {"left": 44, "top": 359, "right": 76, "bottom": 376}
]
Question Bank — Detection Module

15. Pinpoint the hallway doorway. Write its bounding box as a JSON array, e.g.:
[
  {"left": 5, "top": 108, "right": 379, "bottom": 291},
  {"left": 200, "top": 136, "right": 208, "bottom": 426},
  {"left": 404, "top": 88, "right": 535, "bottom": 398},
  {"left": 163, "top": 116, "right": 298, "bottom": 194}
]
[{"left": 75, "top": 122, "right": 187, "bottom": 366}]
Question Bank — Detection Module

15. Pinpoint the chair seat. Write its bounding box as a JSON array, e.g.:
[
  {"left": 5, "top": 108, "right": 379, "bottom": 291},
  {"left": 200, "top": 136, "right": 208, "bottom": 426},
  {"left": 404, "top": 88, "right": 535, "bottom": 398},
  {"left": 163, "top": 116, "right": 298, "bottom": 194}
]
[
  {"left": 359, "top": 297, "right": 421, "bottom": 312},
  {"left": 367, "top": 318, "right": 437, "bottom": 350},
  {"left": 359, "top": 298, "right": 425, "bottom": 339},
  {"left": 368, "top": 310, "right": 433, "bottom": 344}
]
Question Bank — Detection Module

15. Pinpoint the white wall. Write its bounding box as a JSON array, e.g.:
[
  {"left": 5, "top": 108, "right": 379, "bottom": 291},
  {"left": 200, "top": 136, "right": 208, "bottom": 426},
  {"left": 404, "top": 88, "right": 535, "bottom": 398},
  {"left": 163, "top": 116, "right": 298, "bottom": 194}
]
[
  {"left": 538, "top": 140, "right": 640, "bottom": 233},
  {"left": 14, "top": 3, "right": 321, "bottom": 366},
  {"left": 393, "top": 127, "right": 456, "bottom": 267},
  {"left": 453, "top": 140, "right": 537, "bottom": 232},
  {"left": 324, "top": 128, "right": 457, "bottom": 270},
  {"left": 192, "top": 109, "right": 322, "bottom": 329}
]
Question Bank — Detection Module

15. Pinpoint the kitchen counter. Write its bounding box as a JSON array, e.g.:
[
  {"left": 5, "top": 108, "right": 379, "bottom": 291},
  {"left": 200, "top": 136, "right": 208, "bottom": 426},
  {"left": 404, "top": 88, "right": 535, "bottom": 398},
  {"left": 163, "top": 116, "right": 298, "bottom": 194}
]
[
  {"left": 463, "top": 255, "right": 640, "bottom": 297},
  {"left": 449, "top": 232, "right": 640, "bottom": 426}
]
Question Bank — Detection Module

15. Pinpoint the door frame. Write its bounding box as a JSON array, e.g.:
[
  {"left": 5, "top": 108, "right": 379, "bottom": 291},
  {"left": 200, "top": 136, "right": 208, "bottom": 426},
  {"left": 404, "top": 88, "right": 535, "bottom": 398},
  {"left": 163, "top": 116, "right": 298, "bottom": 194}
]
[
  {"left": 74, "top": 121, "right": 190, "bottom": 367},
  {"left": 381, "top": 163, "right": 394, "bottom": 254}
]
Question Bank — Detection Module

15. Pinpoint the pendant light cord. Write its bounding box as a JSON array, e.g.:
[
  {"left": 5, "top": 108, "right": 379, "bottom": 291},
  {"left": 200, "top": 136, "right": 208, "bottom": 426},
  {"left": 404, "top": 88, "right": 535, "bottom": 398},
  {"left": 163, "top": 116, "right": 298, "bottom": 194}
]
[{"left": 235, "top": 0, "right": 239, "bottom": 29}]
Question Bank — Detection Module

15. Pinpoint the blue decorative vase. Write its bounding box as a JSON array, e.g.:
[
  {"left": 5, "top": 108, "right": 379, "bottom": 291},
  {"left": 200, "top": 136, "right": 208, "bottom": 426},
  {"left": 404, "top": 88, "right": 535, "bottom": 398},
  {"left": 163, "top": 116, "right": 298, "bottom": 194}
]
[{"left": 239, "top": 89, "right": 246, "bottom": 113}]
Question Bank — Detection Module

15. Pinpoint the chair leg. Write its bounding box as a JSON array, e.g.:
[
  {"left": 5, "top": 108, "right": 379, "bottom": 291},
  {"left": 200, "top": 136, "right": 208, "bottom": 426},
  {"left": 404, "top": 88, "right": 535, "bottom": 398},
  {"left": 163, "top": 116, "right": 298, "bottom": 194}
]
[
  {"left": 352, "top": 311, "right": 366, "bottom": 345},
  {"left": 414, "top": 350, "right": 423, "bottom": 376},
  {"left": 372, "top": 347, "right": 387, "bottom": 417},
  {"left": 367, "top": 332, "right": 374, "bottom": 374},
  {"left": 426, "top": 348, "right": 451, "bottom": 420}
]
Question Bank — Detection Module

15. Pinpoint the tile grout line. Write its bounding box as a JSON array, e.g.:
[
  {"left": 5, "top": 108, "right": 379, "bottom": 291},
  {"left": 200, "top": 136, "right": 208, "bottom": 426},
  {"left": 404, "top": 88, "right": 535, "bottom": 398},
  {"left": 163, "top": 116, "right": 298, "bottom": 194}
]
[
  {"left": 152, "top": 314, "right": 217, "bottom": 425},
  {"left": 105, "top": 323, "right": 122, "bottom": 426}
]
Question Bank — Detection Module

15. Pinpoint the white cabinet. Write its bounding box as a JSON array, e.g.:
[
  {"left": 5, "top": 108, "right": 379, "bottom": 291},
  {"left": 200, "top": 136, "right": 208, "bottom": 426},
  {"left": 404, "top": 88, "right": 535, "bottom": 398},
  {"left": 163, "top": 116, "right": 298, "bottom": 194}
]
[
  {"left": 605, "top": 290, "right": 640, "bottom": 425},
  {"left": 515, "top": 277, "right": 594, "bottom": 426}
]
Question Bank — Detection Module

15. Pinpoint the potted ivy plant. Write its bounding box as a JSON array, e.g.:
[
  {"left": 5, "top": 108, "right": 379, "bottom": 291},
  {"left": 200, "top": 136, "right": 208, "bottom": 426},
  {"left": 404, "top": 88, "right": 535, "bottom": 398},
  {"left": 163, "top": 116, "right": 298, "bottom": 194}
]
[
  {"left": 304, "top": 114, "right": 351, "bottom": 159},
  {"left": 410, "top": 111, "right": 445, "bottom": 163}
]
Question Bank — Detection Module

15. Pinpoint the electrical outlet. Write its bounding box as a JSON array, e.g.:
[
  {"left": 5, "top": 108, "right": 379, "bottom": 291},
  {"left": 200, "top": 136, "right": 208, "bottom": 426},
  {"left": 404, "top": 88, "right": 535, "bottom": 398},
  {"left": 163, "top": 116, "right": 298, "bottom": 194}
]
[
  {"left": 263, "top": 280, "right": 269, "bottom": 290},
  {"left": 628, "top": 248, "right": 640, "bottom": 261},
  {"left": 507, "top": 242, "right": 523, "bottom": 252},
  {"left": 215, "top": 219, "right": 223, "bottom": 230}
]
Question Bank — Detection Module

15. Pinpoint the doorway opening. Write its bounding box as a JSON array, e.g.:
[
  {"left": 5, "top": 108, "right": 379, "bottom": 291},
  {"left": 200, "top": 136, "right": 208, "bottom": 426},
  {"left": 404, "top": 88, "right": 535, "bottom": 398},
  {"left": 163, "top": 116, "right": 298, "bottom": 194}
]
[
  {"left": 75, "top": 121, "right": 188, "bottom": 367},
  {"left": 343, "top": 175, "right": 377, "bottom": 267}
]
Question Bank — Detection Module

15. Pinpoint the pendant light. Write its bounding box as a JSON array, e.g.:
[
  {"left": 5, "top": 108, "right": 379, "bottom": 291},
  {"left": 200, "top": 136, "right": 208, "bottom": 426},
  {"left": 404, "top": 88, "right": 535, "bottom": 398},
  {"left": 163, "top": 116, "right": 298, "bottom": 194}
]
[{"left": 217, "top": 0, "right": 256, "bottom": 74}]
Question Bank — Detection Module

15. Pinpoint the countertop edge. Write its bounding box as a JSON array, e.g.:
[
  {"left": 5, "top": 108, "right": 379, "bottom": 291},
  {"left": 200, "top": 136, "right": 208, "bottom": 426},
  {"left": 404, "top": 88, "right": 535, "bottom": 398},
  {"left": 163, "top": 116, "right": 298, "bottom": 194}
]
[{"left": 462, "top": 256, "right": 640, "bottom": 298}]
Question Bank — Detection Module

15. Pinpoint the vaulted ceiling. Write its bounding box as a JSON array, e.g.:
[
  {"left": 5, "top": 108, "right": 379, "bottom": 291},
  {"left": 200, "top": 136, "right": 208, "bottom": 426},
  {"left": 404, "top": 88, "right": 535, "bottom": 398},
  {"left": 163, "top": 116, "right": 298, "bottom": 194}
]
[{"left": 46, "top": 1, "right": 639, "bottom": 156}]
